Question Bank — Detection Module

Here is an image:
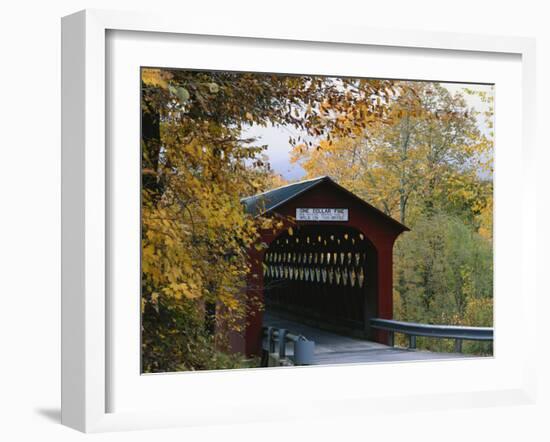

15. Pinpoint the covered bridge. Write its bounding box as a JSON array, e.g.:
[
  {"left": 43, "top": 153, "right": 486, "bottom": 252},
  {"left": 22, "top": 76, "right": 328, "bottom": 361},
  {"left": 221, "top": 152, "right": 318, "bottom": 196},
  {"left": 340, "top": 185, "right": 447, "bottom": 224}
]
[{"left": 234, "top": 176, "right": 409, "bottom": 356}]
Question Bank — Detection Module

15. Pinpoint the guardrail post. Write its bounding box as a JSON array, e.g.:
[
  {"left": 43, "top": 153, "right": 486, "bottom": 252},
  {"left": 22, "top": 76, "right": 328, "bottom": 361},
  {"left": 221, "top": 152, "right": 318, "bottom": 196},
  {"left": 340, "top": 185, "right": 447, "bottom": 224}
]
[
  {"left": 260, "top": 327, "right": 269, "bottom": 367},
  {"left": 454, "top": 339, "right": 463, "bottom": 353},
  {"left": 267, "top": 327, "right": 275, "bottom": 353},
  {"left": 278, "top": 328, "right": 287, "bottom": 359},
  {"left": 294, "top": 336, "right": 315, "bottom": 365},
  {"left": 408, "top": 335, "right": 416, "bottom": 350},
  {"left": 388, "top": 330, "right": 395, "bottom": 347}
]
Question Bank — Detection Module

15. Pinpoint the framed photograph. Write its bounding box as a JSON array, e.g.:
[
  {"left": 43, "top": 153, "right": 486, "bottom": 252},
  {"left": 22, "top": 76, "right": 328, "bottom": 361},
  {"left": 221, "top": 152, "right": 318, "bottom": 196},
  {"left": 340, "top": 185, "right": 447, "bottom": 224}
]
[{"left": 61, "top": 9, "right": 537, "bottom": 432}]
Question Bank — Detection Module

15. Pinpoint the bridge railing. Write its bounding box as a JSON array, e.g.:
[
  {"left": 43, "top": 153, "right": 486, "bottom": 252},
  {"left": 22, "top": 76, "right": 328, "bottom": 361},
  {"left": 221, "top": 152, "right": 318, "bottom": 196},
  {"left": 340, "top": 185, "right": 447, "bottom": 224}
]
[
  {"left": 261, "top": 327, "right": 315, "bottom": 366},
  {"left": 370, "top": 318, "right": 493, "bottom": 353}
]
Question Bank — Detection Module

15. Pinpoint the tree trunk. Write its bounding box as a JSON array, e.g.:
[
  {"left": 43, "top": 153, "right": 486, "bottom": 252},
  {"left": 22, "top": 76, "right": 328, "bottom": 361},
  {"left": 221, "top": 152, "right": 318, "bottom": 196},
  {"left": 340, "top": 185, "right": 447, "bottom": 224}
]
[{"left": 141, "top": 97, "right": 162, "bottom": 200}]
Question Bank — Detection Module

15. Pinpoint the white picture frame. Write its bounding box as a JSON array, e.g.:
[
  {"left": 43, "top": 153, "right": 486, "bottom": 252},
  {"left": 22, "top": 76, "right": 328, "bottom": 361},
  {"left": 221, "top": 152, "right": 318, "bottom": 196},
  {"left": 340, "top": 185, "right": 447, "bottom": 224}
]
[{"left": 61, "top": 9, "right": 537, "bottom": 433}]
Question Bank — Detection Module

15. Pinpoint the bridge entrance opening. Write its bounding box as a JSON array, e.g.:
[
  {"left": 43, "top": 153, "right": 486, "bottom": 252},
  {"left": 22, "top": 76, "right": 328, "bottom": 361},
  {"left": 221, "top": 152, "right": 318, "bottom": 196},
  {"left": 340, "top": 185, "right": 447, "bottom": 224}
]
[{"left": 263, "top": 225, "right": 378, "bottom": 339}]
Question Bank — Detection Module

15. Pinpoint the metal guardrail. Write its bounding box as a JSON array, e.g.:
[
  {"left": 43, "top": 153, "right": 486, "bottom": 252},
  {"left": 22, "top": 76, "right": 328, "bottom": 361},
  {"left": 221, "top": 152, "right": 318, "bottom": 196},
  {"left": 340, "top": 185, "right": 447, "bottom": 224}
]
[
  {"left": 261, "top": 327, "right": 315, "bottom": 366},
  {"left": 370, "top": 318, "right": 493, "bottom": 353}
]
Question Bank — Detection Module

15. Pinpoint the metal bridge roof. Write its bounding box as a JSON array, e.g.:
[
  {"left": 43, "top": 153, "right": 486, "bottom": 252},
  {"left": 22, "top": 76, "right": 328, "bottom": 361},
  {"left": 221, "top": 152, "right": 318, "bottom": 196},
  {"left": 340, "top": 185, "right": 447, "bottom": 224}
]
[
  {"left": 242, "top": 176, "right": 327, "bottom": 216},
  {"left": 241, "top": 175, "right": 409, "bottom": 232}
]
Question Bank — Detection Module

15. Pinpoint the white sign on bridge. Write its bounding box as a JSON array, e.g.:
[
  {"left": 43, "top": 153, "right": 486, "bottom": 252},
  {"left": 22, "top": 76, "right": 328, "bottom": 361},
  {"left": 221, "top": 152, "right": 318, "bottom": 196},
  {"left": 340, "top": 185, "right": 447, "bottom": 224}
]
[{"left": 296, "top": 208, "right": 348, "bottom": 221}]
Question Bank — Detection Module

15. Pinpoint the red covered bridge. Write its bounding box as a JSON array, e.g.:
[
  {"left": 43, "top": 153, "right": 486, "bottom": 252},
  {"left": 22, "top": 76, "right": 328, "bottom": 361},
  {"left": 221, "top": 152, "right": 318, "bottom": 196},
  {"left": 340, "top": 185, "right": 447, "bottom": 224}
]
[{"left": 230, "top": 176, "right": 408, "bottom": 357}]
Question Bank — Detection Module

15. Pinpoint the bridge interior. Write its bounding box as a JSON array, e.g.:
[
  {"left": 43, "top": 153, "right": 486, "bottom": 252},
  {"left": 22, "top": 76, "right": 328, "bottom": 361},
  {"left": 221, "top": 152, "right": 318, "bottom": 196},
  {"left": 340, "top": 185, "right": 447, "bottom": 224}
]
[{"left": 263, "top": 225, "right": 377, "bottom": 339}]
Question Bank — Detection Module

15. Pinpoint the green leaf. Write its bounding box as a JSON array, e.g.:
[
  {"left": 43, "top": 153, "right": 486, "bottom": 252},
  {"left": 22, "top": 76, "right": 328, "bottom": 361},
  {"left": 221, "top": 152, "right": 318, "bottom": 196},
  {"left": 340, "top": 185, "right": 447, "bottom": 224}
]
[{"left": 176, "top": 87, "right": 190, "bottom": 103}]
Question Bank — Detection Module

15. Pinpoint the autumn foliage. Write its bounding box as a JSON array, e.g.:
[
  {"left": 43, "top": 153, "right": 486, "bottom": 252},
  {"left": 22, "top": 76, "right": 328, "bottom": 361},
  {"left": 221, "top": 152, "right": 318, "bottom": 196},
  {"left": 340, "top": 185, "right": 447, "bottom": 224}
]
[
  {"left": 292, "top": 81, "right": 494, "bottom": 354},
  {"left": 141, "top": 69, "right": 493, "bottom": 371},
  {"left": 140, "top": 68, "right": 400, "bottom": 371}
]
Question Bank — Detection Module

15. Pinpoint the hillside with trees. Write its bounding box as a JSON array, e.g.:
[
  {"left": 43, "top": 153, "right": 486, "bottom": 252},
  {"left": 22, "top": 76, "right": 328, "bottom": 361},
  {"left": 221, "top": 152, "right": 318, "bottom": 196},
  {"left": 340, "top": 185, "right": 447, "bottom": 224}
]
[{"left": 292, "top": 81, "right": 494, "bottom": 354}]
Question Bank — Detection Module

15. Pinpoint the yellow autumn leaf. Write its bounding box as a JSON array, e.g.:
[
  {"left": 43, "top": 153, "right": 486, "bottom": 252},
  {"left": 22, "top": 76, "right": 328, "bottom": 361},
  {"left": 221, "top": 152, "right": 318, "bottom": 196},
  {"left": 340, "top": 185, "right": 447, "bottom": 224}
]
[{"left": 141, "top": 68, "right": 170, "bottom": 89}]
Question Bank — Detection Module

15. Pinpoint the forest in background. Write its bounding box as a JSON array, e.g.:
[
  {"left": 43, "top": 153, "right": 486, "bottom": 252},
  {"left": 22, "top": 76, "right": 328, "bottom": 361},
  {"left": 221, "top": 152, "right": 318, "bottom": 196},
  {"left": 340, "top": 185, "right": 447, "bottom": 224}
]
[
  {"left": 140, "top": 69, "right": 493, "bottom": 372},
  {"left": 291, "top": 81, "right": 493, "bottom": 354}
]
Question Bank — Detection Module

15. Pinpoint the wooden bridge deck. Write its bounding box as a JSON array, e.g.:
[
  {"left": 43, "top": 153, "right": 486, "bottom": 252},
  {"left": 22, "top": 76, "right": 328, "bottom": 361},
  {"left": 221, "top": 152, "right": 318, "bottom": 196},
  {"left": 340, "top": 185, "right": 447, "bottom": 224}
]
[{"left": 263, "top": 313, "right": 474, "bottom": 365}]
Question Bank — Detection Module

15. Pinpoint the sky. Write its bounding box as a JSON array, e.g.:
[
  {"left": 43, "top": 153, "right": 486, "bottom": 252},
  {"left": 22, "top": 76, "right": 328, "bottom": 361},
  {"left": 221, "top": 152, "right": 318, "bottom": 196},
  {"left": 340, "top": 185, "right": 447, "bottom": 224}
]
[{"left": 242, "top": 82, "right": 494, "bottom": 181}]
